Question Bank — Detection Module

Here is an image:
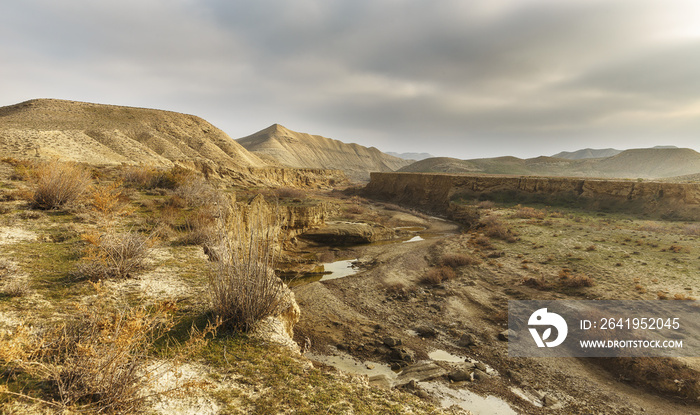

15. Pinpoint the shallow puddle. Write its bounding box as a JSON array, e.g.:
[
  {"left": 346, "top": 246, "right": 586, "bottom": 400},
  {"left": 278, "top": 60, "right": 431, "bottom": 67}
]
[
  {"left": 419, "top": 381, "right": 518, "bottom": 415},
  {"left": 305, "top": 352, "right": 396, "bottom": 382},
  {"left": 402, "top": 235, "right": 425, "bottom": 243},
  {"left": 319, "top": 258, "right": 359, "bottom": 281},
  {"left": 428, "top": 349, "right": 465, "bottom": 363}
]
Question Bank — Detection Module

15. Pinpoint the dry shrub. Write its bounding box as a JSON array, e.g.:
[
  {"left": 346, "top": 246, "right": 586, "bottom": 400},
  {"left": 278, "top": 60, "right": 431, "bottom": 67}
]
[
  {"left": 89, "top": 180, "right": 132, "bottom": 222},
  {"left": 657, "top": 291, "right": 669, "bottom": 300},
  {"left": 384, "top": 282, "right": 417, "bottom": 300},
  {"left": 585, "top": 245, "right": 597, "bottom": 252},
  {"left": 558, "top": 268, "right": 594, "bottom": 287},
  {"left": 440, "top": 253, "right": 481, "bottom": 268},
  {"left": 175, "top": 177, "right": 220, "bottom": 208},
  {"left": 178, "top": 207, "right": 217, "bottom": 246},
  {"left": 480, "top": 216, "right": 518, "bottom": 242},
  {"left": 0, "top": 297, "right": 173, "bottom": 413},
  {"left": 673, "top": 293, "right": 696, "bottom": 301},
  {"left": 274, "top": 187, "right": 306, "bottom": 200},
  {"left": 472, "top": 235, "right": 493, "bottom": 249},
  {"left": 512, "top": 205, "right": 545, "bottom": 219},
  {"left": 522, "top": 277, "right": 551, "bottom": 290},
  {"left": 30, "top": 160, "right": 92, "bottom": 209},
  {"left": 76, "top": 231, "right": 155, "bottom": 280},
  {"left": 208, "top": 200, "right": 287, "bottom": 332},
  {"left": 345, "top": 204, "right": 366, "bottom": 215},
  {"left": 421, "top": 266, "right": 457, "bottom": 285},
  {"left": 0, "top": 289, "right": 216, "bottom": 413},
  {"left": 447, "top": 203, "right": 480, "bottom": 228},
  {"left": 121, "top": 166, "right": 193, "bottom": 190}
]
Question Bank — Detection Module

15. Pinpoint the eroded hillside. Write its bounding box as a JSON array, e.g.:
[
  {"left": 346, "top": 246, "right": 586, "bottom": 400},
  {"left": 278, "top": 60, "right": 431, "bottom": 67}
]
[{"left": 237, "top": 124, "right": 412, "bottom": 182}]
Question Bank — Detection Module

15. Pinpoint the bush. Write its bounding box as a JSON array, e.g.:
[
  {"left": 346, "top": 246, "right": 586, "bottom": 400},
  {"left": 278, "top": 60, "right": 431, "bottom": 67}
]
[
  {"left": 0, "top": 296, "right": 174, "bottom": 413},
  {"left": 30, "top": 160, "right": 92, "bottom": 209},
  {"left": 512, "top": 205, "right": 546, "bottom": 219},
  {"left": 480, "top": 216, "right": 518, "bottom": 242},
  {"left": 558, "top": 268, "right": 595, "bottom": 287},
  {"left": 76, "top": 231, "right": 155, "bottom": 280},
  {"left": 440, "top": 253, "right": 481, "bottom": 268},
  {"left": 121, "top": 165, "right": 193, "bottom": 190},
  {"left": 273, "top": 187, "right": 306, "bottom": 200},
  {"left": 421, "top": 266, "right": 457, "bottom": 285},
  {"left": 207, "top": 200, "right": 287, "bottom": 332}
]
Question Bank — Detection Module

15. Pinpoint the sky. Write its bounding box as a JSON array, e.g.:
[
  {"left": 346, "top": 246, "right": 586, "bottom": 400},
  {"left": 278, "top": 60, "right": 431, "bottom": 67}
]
[{"left": 2, "top": 0, "right": 699, "bottom": 159}]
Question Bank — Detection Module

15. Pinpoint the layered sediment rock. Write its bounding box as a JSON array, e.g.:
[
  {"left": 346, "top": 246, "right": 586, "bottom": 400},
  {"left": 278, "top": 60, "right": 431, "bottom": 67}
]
[{"left": 365, "top": 172, "right": 700, "bottom": 220}]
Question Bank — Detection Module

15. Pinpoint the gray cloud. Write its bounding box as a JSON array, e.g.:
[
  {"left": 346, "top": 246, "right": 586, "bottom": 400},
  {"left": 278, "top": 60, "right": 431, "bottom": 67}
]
[{"left": 2, "top": 0, "right": 700, "bottom": 159}]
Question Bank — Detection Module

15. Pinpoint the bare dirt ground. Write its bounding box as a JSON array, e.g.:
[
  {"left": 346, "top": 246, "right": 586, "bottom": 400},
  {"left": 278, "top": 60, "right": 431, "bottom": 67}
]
[{"left": 293, "top": 202, "right": 700, "bottom": 414}]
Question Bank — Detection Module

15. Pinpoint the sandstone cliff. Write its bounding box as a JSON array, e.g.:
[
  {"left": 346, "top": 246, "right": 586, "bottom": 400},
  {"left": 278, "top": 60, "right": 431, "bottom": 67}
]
[
  {"left": 237, "top": 124, "right": 412, "bottom": 182},
  {"left": 365, "top": 172, "right": 700, "bottom": 220}
]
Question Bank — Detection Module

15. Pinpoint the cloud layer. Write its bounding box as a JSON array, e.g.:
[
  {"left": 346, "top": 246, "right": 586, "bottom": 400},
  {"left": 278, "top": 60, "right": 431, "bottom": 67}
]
[{"left": 2, "top": 0, "right": 699, "bottom": 158}]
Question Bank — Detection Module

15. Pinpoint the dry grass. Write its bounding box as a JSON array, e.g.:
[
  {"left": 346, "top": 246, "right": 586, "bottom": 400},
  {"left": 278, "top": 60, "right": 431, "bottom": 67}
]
[
  {"left": 440, "top": 253, "right": 481, "bottom": 267},
  {"left": 76, "top": 231, "right": 155, "bottom": 280},
  {"left": 421, "top": 266, "right": 457, "bottom": 285},
  {"left": 512, "top": 205, "right": 546, "bottom": 219},
  {"left": 29, "top": 160, "right": 92, "bottom": 210},
  {"left": 0, "top": 292, "right": 171, "bottom": 413},
  {"left": 207, "top": 200, "right": 287, "bottom": 332},
  {"left": 480, "top": 216, "right": 518, "bottom": 242},
  {"left": 558, "top": 268, "right": 595, "bottom": 287},
  {"left": 121, "top": 165, "right": 193, "bottom": 190}
]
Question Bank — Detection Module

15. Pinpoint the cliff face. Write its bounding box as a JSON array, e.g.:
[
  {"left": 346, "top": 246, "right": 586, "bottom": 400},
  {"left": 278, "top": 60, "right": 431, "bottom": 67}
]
[{"left": 365, "top": 172, "right": 700, "bottom": 220}]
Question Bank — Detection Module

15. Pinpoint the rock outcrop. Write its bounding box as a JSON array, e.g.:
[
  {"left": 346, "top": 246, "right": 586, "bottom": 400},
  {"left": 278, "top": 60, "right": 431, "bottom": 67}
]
[
  {"left": 237, "top": 124, "right": 412, "bottom": 182},
  {"left": 365, "top": 172, "right": 700, "bottom": 220}
]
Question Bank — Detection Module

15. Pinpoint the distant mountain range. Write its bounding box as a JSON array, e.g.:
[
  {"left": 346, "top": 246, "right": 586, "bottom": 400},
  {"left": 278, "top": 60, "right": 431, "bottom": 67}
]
[
  {"left": 385, "top": 152, "right": 434, "bottom": 161},
  {"left": 236, "top": 124, "right": 411, "bottom": 181},
  {"left": 552, "top": 146, "right": 679, "bottom": 160},
  {"left": 400, "top": 147, "right": 700, "bottom": 179},
  {"left": 3, "top": 99, "right": 697, "bottom": 183},
  {"left": 552, "top": 148, "right": 623, "bottom": 159}
]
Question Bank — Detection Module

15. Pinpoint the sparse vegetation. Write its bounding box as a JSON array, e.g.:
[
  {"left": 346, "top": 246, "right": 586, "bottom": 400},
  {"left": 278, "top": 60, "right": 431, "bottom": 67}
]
[
  {"left": 421, "top": 266, "right": 457, "bottom": 285},
  {"left": 207, "top": 199, "right": 286, "bottom": 332},
  {"left": 29, "top": 160, "right": 92, "bottom": 210},
  {"left": 440, "top": 252, "right": 481, "bottom": 267},
  {"left": 75, "top": 230, "right": 155, "bottom": 280}
]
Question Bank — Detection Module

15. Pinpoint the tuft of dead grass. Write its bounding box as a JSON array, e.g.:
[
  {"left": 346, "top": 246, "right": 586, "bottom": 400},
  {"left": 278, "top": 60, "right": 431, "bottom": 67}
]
[
  {"left": 558, "top": 268, "right": 595, "bottom": 288},
  {"left": 75, "top": 231, "right": 156, "bottom": 280},
  {"left": 29, "top": 160, "right": 92, "bottom": 210},
  {"left": 421, "top": 266, "right": 457, "bottom": 285}
]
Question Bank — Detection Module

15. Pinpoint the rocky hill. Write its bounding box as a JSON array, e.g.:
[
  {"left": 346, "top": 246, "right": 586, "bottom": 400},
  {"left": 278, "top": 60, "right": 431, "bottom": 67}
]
[
  {"left": 237, "top": 124, "right": 412, "bottom": 182},
  {"left": 400, "top": 148, "right": 700, "bottom": 179},
  {"left": 0, "top": 99, "right": 350, "bottom": 187},
  {"left": 386, "top": 152, "right": 433, "bottom": 161},
  {"left": 0, "top": 98, "right": 271, "bottom": 176},
  {"left": 552, "top": 148, "right": 622, "bottom": 159}
]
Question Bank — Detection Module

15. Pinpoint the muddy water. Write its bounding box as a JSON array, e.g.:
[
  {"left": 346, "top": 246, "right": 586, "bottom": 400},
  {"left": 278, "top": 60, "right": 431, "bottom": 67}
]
[
  {"left": 319, "top": 259, "right": 359, "bottom": 281},
  {"left": 419, "top": 381, "right": 518, "bottom": 415}
]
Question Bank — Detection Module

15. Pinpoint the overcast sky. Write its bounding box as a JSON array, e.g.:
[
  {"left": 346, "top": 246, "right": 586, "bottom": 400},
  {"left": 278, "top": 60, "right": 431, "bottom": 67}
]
[{"left": 2, "top": 0, "right": 699, "bottom": 159}]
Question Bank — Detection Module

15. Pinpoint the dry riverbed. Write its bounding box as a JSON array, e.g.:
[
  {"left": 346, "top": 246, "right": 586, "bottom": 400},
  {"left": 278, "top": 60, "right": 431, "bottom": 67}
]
[{"left": 294, "top": 201, "right": 700, "bottom": 414}]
